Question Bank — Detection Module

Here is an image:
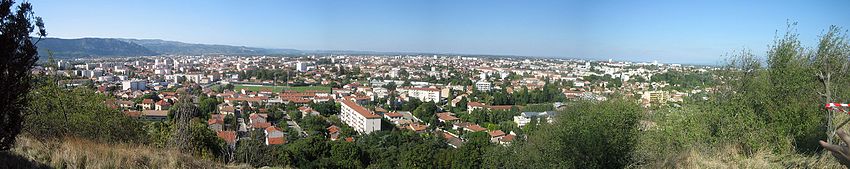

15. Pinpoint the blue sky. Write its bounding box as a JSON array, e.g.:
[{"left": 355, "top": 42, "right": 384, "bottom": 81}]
[{"left": 32, "top": 0, "right": 850, "bottom": 64}]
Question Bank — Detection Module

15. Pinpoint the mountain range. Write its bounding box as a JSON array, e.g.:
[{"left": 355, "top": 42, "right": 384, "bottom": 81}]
[
  {"left": 34, "top": 37, "right": 303, "bottom": 59},
  {"left": 33, "top": 37, "right": 539, "bottom": 61}
]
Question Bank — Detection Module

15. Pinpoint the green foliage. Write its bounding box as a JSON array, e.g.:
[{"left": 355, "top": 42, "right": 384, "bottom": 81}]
[
  {"left": 145, "top": 121, "right": 172, "bottom": 148},
  {"left": 311, "top": 101, "right": 340, "bottom": 116},
  {"left": 25, "top": 79, "right": 147, "bottom": 143},
  {"left": 413, "top": 102, "right": 438, "bottom": 124},
  {"left": 584, "top": 74, "right": 622, "bottom": 88},
  {"left": 197, "top": 96, "right": 220, "bottom": 119},
  {"left": 234, "top": 139, "right": 280, "bottom": 167},
  {"left": 650, "top": 71, "right": 716, "bottom": 91},
  {"left": 635, "top": 25, "right": 850, "bottom": 167},
  {"left": 188, "top": 119, "right": 226, "bottom": 160},
  {"left": 0, "top": 0, "right": 45, "bottom": 150},
  {"left": 511, "top": 99, "right": 641, "bottom": 168}
]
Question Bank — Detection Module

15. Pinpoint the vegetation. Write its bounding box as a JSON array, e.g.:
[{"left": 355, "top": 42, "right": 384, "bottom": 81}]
[
  {"left": 4, "top": 1, "right": 850, "bottom": 167},
  {"left": 0, "top": 0, "right": 45, "bottom": 150},
  {"left": 24, "top": 78, "right": 148, "bottom": 143}
]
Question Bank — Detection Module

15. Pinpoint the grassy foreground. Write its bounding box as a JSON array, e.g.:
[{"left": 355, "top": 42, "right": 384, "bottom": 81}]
[
  {"left": 3, "top": 136, "right": 253, "bottom": 169},
  {"left": 636, "top": 144, "right": 843, "bottom": 168}
]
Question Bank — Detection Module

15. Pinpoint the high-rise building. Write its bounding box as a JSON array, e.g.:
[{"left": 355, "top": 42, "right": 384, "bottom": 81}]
[
  {"left": 339, "top": 99, "right": 381, "bottom": 134},
  {"left": 476, "top": 80, "right": 492, "bottom": 91},
  {"left": 296, "top": 61, "right": 308, "bottom": 72},
  {"left": 122, "top": 80, "right": 147, "bottom": 91}
]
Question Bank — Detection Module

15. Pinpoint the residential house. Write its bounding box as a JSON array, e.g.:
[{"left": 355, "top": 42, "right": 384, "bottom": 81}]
[
  {"left": 264, "top": 126, "right": 286, "bottom": 145},
  {"left": 328, "top": 125, "right": 341, "bottom": 141},
  {"left": 155, "top": 100, "right": 171, "bottom": 111},
  {"left": 140, "top": 99, "right": 155, "bottom": 110},
  {"left": 298, "top": 106, "right": 320, "bottom": 117},
  {"left": 436, "top": 112, "right": 459, "bottom": 124},
  {"left": 141, "top": 110, "right": 168, "bottom": 121},
  {"left": 208, "top": 114, "right": 225, "bottom": 132},
  {"left": 216, "top": 131, "right": 237, "bottom": 148}
]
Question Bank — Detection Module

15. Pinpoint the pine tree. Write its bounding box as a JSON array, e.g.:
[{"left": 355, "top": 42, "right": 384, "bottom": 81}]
[{"left": 0, "top": 0, "right": 46, "bottom": 150}]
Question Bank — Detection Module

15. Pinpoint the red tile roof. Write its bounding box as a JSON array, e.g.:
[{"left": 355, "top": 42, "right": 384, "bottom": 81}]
[
  {"left": 249, "top": 113, "right": 268, "bottom": 120},
  {"left": 408, "top": 123, "right": 427, "bottom": 132},
  {"left": 220, "top": 106, "right": 236, "bottom": 112},
  {"left": 124, "top": 110, "right": 141, "bottom": 118},
  {"left": 488, "top": 105, "right": 513, "bottom": 110},
  {"left": 466, "top": 124, "right": 487, "bottom": 132},
  {"left": 141, "top": 110, "right": 169, "bottom": 117},
  {"left": 265, "top": 126, "right": 282, "bottom": 133},
  {"left": 216, "top": 131, "right": 237, "bottom": 145},
  {"left": 500, "top": 134, "right": 515, "bottom": 142},
  {"left": 156, "top": 100, "right": 171, "bottom": 106},
  {"left": 208, "top": 118, "right": 224, "bottom": 125},
  {"left": 252, "top": 122, "right": 271, "bottom": 129},
  {"left": 327, "top": 125, "right": 340, "bottom": 134},
  {"left": 468, "top": 102, "right": 485, "bottom": 107},
  {"left": 384, "top": 112, "right": 403, "bottom": 118},
  {"left": 489, "top": 130, "right": 506, "bottom": 137},
  {"left": 267, "top": 137, "right": 285, "bottom": 145},
  {"left": 437, "top": 113, "right": 459, "bottom": 121}
]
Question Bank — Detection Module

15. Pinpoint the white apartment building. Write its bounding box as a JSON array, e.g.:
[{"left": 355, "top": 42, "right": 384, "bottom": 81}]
[
  {"left": 296, "top": 61, "right": 309, "bottom": 72},
  {"left": 514, "top": 111, "right": 556, "bottom": 127},
  {"left": 475, "top": 80, "right": 492, "bottom": 91},
  {"left": 122, "top": 80, "right": 147, "bottom": 91},
  {"left": 339, "top": 99, "right": 381, "bottom": 134},
  {"left": 398, "top": 87, "right": 442, "bottom": 103}
]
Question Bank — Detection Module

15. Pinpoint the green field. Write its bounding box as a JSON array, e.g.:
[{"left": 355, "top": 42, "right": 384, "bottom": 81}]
[{"left": 213, "top": 84, "right": 331, "bottom": 93}]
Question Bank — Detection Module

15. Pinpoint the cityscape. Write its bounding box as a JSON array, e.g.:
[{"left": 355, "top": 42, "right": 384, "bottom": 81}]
[{"left": 2, "top": 0, "right": 850, "bottom": 168}]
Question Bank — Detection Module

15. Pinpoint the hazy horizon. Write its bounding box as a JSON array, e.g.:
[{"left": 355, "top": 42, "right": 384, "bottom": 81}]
[{"left": 34, "top": 0, "right": 850, "bottom": 64}]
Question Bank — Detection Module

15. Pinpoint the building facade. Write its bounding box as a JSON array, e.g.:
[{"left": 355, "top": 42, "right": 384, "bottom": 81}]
[{"left": 339, "top": 99, "right": 381, "bottom": 134}]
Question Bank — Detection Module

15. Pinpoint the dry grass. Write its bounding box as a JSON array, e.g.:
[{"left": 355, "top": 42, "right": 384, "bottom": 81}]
[
  {"left": 10, "top": 136, "right": 251, "bottom": 169},
  {"left": 640, "top": 144, "right": 844, "bottom": 169}
]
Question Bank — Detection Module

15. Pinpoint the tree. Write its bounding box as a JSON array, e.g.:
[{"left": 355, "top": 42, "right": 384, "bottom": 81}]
[
  {"left": 813, "top": 26, "right": 850, "bottom": 144},
  {"left": 198, "top": 96, "right": 220, "bottom": 119},
  {"left": 512, "top": 99, "right": 641, "bottom": 168},
  {"left": 311, "top": 101, "right": 339, "bottom": 116},
  {"left": 329, "top": 141, "right": 363, "bottom": 168},
  {"left": 189, "top": 119, "right": 226, "bottom": 160},
  {"left": 171, "top": 95, "right": 198, "bottom": 153},
  {"left": 413, "top": 102, "right": 438, "bottom": 124},
  {"left": 383, "top": 82, "right": 397, "bottom": 91},
  {"left": 0, "top": 0, "right": 46, "bottom": 150}
]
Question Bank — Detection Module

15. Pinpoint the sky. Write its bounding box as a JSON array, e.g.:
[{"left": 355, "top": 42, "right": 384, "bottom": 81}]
[{"left": 31, "top": 0, "right": 850, "bottom": 64}]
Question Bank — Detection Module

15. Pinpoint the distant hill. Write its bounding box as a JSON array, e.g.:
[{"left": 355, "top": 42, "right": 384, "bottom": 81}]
[
  {"left": 34, "top": 37, "right": 303, "bottom": 59},
  {"left": 36, "top": 38, "right": 159, "bottom": 58},
  {"left": 118, "top": 38, "right": 302, "bottom": 55}
]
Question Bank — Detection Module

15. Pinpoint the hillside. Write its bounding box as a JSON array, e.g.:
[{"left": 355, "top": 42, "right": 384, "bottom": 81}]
[
  {"left": 35, "top": 38, "right": 159, "bottom": 58},
  {"left": 119, "top": 38, "right": 302, "bottom": 55},
  {"left": 34, "top": 37, "right": 303, "bottom": 59}
]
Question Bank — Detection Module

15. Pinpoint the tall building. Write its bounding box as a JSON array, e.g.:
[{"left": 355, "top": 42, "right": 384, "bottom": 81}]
[
  {"left": 476, "top": 80, "right": 492, "bottom": 91},
  {"left": 641, "top": 91, "right": 668, "bottom": 106},
  {"left": 122, "top": 80, "right": 147, "bottom": 91},
  {"left": 296, "top": 61, "right": 308, "bottom": 72},
  {"left": 398, "top": 87, "right": 442, "bottom": 103},
  {"left": 57, "top": 60, "right": 67, "bottom": 70},
  {"left": 339, "top": 99, "right": 381, "bottom": 134}
]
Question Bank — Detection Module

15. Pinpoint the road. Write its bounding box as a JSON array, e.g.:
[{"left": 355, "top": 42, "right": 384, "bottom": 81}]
[{"left": 283, "top": 113, "right": 308, "bottom": 137}]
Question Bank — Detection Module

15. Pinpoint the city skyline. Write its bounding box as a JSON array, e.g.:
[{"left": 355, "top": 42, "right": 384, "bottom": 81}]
[{"left": 35, "top": 0, "right": 850, "bottom": 64}]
